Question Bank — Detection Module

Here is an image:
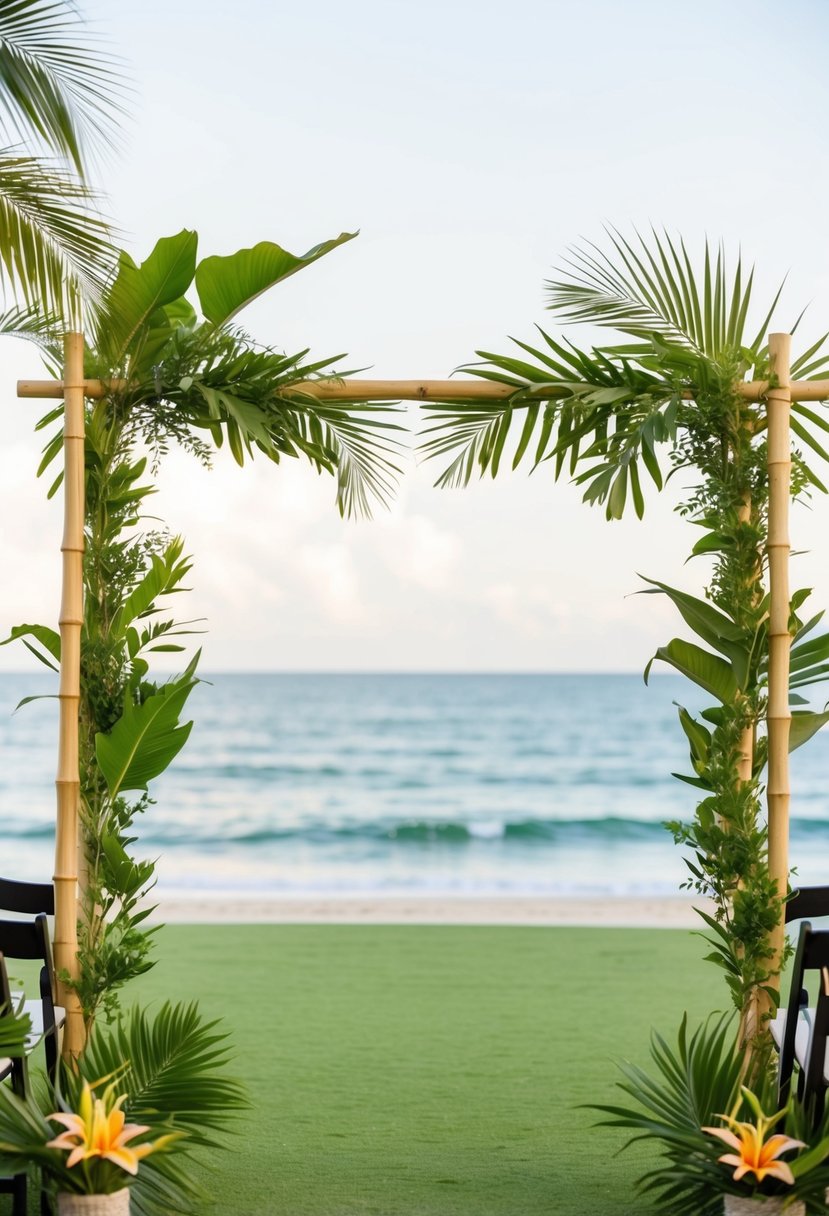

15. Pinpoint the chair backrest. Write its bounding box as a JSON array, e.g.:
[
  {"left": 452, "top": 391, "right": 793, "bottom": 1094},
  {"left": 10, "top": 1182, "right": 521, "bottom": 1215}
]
[
  {"left": 779, "top": 921, "right": 829, "bottom": 1110},
  {"left": 0, "top": 916, "right": 53, "bottom": 969},
  {"left": 0, "top": 915, "right": 58, "bottom": 1083},
  {"left": 0, "top": 878, "right": 54, "bottom": 917},
  {"left": 786, "top": 887, "right": 829, "bottom": 924},
  {"left": 804, "top": 959, "right": 829, "bottom": 1113}
]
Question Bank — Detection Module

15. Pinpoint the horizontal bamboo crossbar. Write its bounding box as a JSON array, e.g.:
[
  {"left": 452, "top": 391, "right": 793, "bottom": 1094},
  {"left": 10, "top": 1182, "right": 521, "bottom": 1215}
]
[{"left": 17, "top": 377, "right": 829, "bottom": 404}]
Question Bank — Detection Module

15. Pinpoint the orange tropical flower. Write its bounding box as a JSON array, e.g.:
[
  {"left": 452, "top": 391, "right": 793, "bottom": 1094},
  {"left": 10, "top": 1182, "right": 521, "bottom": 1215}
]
[
  {"left": 703, "top": 1088, "right": 805, "bottom": 1187},
  {"left": 46, "top": 1080, "right": 174, "bottom": 1177}
]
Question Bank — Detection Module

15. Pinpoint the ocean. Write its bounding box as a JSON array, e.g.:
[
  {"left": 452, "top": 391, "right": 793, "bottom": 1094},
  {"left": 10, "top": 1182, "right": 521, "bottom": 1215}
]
[{"left": 1, "top": 672, "right": 828, "bottom": 900}]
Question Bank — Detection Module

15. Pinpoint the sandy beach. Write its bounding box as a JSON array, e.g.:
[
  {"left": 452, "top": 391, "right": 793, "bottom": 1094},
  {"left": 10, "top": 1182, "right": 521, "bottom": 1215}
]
[{"left": 149, "top": 894, "right": 713, "bottom": 928}]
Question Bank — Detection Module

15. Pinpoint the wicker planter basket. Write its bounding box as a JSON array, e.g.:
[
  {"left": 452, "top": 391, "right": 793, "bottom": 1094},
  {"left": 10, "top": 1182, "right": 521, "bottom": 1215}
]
[
  {"left": 723, "top": 1197, "right": 805, "bottom": 1216},
  {"left": 56, "top": 1190, "right": 130, "bottom": 1216}
]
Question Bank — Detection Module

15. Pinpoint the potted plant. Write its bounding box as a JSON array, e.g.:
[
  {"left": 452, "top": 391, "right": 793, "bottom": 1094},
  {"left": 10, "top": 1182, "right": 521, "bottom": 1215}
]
[
  {"left": 0, "top": 1001, "right": 246, "bottom": 1216},
  {"left": 591, "top": 1013, "right": 829, "bottom": 1215},
  {"left": 49, "top": 1073, "right": 180, "bottom": 1214},
  {"left": 0, "top": 1068, "right": 180, "bottom": 1215},
  {"left": 703, "top": 1087, "right": 829, "bottom": 1215}
]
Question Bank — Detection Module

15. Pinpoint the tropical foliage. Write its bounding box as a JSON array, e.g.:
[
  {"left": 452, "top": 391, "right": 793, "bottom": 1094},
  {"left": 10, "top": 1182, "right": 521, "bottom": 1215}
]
[
  {"left": 0, "top": 1002, "right": 29, "bottom": 1058},
  {"left": 0, "top": 0, "right": 125, "bottom": 319},
  {"left": 592, "top": 1015, "right": 829, "bottom": 1215},
  {"left": 421, "top": 228, "right": 829, "bottom": 1051},
  {"left": 44, "top": 1076, "right": 178, "bottom": 1194},
  {"left": 4, "top": 227, "right": 403, "bottom": 1021},
  {"left": 0, "top": 1002, "right": 246, "bottom": 1214}
]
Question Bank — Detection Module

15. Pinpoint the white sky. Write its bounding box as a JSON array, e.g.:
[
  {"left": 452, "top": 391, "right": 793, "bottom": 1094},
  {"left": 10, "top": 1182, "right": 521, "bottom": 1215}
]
[{"left": 3, "top": 0, "right": 829, "bottom": 672}]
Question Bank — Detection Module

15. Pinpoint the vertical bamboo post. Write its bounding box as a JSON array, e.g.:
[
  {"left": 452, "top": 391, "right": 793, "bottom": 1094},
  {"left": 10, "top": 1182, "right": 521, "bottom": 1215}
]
[
  {"left": 766, "top": 331, "right": 793, "bottom": 995},
  {"left": 55, "top": 332, "right": 85, "bottom": 1058},
  {"left": 737, "top": 488, "right": 754, "bottom": 787}
]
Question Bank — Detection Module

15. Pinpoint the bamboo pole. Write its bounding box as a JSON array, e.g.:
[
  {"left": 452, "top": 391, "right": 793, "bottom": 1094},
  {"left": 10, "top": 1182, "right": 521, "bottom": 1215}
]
[
  {"left": 16, "top": 376, "right": 829, "bottom": 403},
  {"left": 766, "top": 332, "right": 793, "bottom": 998},
  {"left": 737, "top": 486, "right": 754, "bottom": 788},
  {"left": 54, "top": 332, "right": 85, "bottom": 1059}
]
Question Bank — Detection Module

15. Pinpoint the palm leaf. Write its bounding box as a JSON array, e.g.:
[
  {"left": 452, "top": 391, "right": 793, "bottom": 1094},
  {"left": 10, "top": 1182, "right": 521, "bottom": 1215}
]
[
  {"left": 419, "top": 327, "right": 672, "bottom": 504},
  {"left": 305, "top": 402, "right": 404, "bottom": 519},
  {"left": 0, "top": 149, "right": 116, "bottom": 318},
  {"left": 547, "top": 226, "right": 783, "bottom": 361},
  {"left": 0, "top": 0, "right": 129, "bottom": 175},
  {"left": 0, "top": 297, "right": 57, "bottom": 340},
  {"left": 78, "top": 1001, "right": 248, "bottom": 1143},
  {"left": 420, "top": 230, "right": 829, "bottom": 509},
  {"left": 0, "top": 1002, "right": 29, "bottom": 1056}
]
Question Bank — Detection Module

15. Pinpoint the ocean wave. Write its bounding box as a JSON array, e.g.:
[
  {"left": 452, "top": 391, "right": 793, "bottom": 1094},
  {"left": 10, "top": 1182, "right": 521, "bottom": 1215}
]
[
  {"left": 0, "top": 814, "right": 656, "bottom": 846},
  {"left": 214, "top": 816, "right": 829, "bottom": 848},
  {"left": 5, "top": 814, "right": 829, "bottom": 851},
  {"left": 0, "top": 817, "right": 753, "bottom": 846}
]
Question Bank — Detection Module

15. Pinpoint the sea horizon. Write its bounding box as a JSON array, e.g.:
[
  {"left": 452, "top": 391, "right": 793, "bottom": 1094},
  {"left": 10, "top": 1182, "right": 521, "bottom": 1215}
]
[{"left": 1, "top": 671, "right": 827, "bottom": 901}]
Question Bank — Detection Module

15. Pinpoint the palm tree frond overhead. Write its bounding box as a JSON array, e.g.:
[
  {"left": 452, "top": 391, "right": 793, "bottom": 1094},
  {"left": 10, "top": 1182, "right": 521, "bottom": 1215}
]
[
  {"left": 0, "top": 0, "right": 129, "bottom": 176},
  {"left": 0, "top": 295, "right": 58, "bottom": 339},
  {"left": 0, "top": 149, "right": 114, "bottom": 317},
  {"left": 0, "top": 2, "right": 126, "bottom": 319}
]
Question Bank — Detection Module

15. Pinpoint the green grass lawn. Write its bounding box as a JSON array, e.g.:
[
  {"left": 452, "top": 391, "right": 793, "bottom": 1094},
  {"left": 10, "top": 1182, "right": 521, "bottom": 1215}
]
[{"left": 122, "top": 924, "right": 725, "bottom": 1216}]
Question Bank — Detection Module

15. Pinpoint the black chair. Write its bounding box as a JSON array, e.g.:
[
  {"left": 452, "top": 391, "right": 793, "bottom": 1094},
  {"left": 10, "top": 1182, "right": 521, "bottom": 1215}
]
[
  {"left": 0, "top": 915, "right": 60, "bottom": 1085},
  {"left": 0, "top": 880, "right": 63, "bottom": 1078},
  {"left": 0, "top": 879, "right": 54, "bottom": 919},
  {"left": 771, "top": 887, "right": 829, "bottom": 1114},
  {"left": 0, "top": 951, "right": 29, "bottom": 1216},
  {"left": 786, "top": 885, "right": 829, "bottom": 925},
  {"left": 772, "top": 921, "right": 829, "bottom": 1107}
]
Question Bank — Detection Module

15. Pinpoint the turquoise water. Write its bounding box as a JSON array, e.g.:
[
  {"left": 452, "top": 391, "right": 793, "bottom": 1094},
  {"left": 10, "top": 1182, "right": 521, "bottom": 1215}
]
[{"left": 1, "top": 672, "right": 828, "bottom": 898}]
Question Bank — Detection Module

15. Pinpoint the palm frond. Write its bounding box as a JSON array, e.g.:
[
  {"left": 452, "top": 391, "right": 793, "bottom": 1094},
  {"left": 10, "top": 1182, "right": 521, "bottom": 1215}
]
[
  {"left": 0, "top": 297, "right": 58, "bottom": 341},
  {"left": 128, "top": 1152, "right": 210, "bottom": 1216},
  {"left": 0, "top": 149, "right": 116, "bottom": 318},
  {"left": 419, "top": 397, "right": 528, "bottom": 489},
  {"left": 78, "top": 1001, "right": 248, "bottom": 1143},
  {"left": 103, "top": 319, "right": 409, "bottom": 520},
  {"left": 282, "top": 395, "right": 406, "bottom": 517},
  {"left": 547, "top": 226, "right": 783, "bottom": 360},
  {"left": 0, "top": 1002, "right": 29, "bottom": 1055},
  {"left": 421, "top": 229, "right": 829, "bottom": 520},
  {"left": 419, "top": 326, "right": 672, "bottom": 512},
  {"left": 0, "top": 0, "right": 129, "bottom": 176}
]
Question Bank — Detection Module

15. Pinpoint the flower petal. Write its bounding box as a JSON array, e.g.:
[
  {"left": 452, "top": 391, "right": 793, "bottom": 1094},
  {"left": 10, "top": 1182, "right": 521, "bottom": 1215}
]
[
  {"left": 703, "top": 1127, "right": 743, "bottom": 1152},
  {"left": 46, "top": 1132, "right": 82, "bottom": 1151},
  {"left": 757, "top": 1160, "right": 795, "bottom": 1186},
  {"left": 47, "top": 1113, "right": 85, "bottom": 1134},
  {"left": 761, "top": 1134, "right": 806, "bottom": 1162},
  {"left": 102, "top": 1147, "right": 140, "bottom": 1176},
  {"left": 114, "top": 1122, "right": 150, "bottom": 1147}
]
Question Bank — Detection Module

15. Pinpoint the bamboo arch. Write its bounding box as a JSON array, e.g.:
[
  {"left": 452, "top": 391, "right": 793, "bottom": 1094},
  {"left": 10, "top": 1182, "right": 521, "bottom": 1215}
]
[{"left": 17, "top": 333, "right": 801, "bottom": 1056}]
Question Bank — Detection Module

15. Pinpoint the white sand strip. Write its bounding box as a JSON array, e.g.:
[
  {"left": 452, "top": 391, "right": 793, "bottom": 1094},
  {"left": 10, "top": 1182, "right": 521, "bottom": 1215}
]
[{"left": 147, "top": 895, "right": 715, "bottom": 928}]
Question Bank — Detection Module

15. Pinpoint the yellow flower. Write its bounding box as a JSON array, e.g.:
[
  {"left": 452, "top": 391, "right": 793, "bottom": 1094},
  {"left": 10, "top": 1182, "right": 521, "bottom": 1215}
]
[
  {"left": 46, "top": 1080, "right": 172, "bottom": 1177},
  {"left": 703, "top": 1088, "right": 805, "bottom": 1187}
]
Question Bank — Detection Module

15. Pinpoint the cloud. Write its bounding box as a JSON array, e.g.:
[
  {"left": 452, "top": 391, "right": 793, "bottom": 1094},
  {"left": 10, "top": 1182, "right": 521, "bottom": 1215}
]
[
  {"left": 376, "top": 512, "right": 460, "bottom": 590},
  {"left": 298, "top": 543, "right": 364, "bottom": 624},
  {"left": 484, "top": 582, "right": 573, "bottom": 637}
]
